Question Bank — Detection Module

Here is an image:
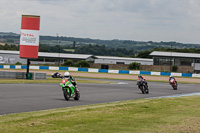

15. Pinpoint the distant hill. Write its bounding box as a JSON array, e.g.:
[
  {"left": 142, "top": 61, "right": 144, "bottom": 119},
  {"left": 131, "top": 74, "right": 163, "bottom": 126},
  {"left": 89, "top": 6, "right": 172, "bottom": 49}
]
[
  {"left": 0, "top": 32, "right": 19, "bottom": 36},
  {"left": 1, "top": 32, "right": 200, "bottom": 57}
]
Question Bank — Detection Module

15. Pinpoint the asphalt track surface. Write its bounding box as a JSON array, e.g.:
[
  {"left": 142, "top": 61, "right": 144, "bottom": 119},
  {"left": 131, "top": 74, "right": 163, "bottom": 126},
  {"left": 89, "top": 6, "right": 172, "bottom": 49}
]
[{"left": 0, "top": 78, "right": 200, "bottom": 115}]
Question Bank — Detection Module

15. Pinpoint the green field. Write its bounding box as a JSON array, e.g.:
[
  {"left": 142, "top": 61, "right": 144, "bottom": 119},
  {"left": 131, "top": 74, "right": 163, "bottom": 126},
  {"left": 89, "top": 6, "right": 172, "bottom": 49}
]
[
  {"left": 63, "top": 49, "right": 75, "bottom": 52},
  {"left": 0, "top": 96, "right": 200, "bottom": 133}
]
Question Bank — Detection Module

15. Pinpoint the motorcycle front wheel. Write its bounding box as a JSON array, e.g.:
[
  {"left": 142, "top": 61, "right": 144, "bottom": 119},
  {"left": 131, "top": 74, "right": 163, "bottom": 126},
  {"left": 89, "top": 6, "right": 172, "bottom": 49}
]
[
  {"left": 139, "top": 86, "right": 145, "bottom": 94},
  {"left": 144, "top": 85, "right": 149, "bottom": 94},
  {"left": 63, "top": 89, "right": 70, "bottom": 100}
]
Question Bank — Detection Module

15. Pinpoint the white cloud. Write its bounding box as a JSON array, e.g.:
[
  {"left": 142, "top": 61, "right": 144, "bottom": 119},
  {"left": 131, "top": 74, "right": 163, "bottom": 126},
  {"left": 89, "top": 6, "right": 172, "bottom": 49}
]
[{"left": 1, "top": 0, "right": 200, "bottom": 43}]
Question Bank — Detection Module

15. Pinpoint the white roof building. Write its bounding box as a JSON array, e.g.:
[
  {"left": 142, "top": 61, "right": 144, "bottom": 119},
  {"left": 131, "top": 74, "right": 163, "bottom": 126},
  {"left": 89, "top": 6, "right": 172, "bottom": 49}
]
[
  {"left": 150, "top": 51, "right": 200, "bottom": 58},
  {"left": 95, "top": 56, "right": 153, "bottom": 65},
  {"left": 0, "top": 50, "right": 93, "bottom": 64},
  {"left": 0, "top": 50, "right": 153, "bottom": 65},
  {"left": 150, "top": 51, "right": 200, "bottom": 71}
]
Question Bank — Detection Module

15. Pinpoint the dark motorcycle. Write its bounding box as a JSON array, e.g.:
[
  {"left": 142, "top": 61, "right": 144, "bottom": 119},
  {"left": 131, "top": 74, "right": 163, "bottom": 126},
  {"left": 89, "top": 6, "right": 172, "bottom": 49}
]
[
  {"left": 52, "top": 72, "right": 62, "bottom": 78},
  {"left": 169, "top": 78, "right": 177, "bottom": 90},
  {"left": 138, "top": 79, "right": 149, "bottom": 94}
]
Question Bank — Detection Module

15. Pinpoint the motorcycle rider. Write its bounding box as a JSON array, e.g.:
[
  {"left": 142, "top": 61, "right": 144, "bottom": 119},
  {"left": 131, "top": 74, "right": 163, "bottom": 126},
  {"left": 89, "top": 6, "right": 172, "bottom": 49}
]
[
  {"left": 55, "top": 72, "right": 60, "bottom": 77},
  {"left": 63, "top": 71, "right": 77, "bottom": 87},
  {"left": 63, "top": 71, "right": 78, "bottom": 96},
  {"left": 52, "top": 72, "right": 61, "bottom": 78},
  {"left": 137, "top": 74, "right": 147, "bottom": 85},
  {"left": 169, "top": 75, "right": 177, "bottom": 85}
]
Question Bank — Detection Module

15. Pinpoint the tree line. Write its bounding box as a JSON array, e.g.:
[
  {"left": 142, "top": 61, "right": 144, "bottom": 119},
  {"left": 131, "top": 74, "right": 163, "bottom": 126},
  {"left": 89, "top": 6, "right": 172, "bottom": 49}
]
[
  {"left": 2, "top": 43, "right": 200, "bottom": 58},
  {"left": 1, "top": 32, "right": 200, "bottom": 51},
  {"left": 1, "top": 32, "right": 200, "bottom": 58}
]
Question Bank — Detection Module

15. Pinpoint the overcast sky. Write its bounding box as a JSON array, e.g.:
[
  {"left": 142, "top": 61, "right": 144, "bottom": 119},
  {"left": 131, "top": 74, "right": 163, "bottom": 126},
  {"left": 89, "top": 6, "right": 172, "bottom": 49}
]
[{"left": 1, "top": 0, "right": 200, "bottom": 44}]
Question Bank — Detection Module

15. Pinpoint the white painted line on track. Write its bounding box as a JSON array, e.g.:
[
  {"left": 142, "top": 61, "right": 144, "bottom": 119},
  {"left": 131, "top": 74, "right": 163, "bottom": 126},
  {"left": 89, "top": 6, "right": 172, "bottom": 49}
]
[
  {"left": 110, "top": 82, "right": 128, "bottom": 84},
  {"left": 146, "top": 92, "right": 200, "bottom": 99}
]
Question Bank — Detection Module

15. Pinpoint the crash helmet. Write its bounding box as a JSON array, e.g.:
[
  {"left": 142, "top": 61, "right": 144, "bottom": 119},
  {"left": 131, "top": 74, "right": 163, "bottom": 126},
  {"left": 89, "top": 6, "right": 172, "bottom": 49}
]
[
  {"left": 64, "top": 71, "right": 70, "bottom": 78},
  {"left": 169, "top": 75, "right": 173, "bottom": 78},
  {"left": 138, "top": 74, "right": 142, "bottom": 78}
]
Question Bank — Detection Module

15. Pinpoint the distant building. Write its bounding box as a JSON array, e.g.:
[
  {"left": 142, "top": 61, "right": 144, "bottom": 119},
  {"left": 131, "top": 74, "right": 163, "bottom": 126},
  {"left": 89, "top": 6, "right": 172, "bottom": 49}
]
[
  {"left": 0, "top": 50, "right": 153, "bottom": 66},
  {"left": 95, "top": 56, "right": 153, "bottom": 65},
  {"left": 150, "top": 51, "right": 200, "bottom": 72},
  {"left": 0, "top": 50, "right": 93, "bottom": 65}
]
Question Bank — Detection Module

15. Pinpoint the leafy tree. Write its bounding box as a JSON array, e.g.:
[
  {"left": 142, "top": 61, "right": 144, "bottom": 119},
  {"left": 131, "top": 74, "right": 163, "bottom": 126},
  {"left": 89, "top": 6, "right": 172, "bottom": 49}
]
[
  {"left": 128, "top": 62, "right": 140, "bottom": 70},
  {"left": 172, "top": 66, "right": 178, "bottom": 72},
  {"left": 15, "top": 62, "right": 22, "bottom": 65},
  {"left": 74, "top": 44, "right": 135, "bottom": 56},
  {"left": 39, "top": 44, "right": 50, "bottom": 52},
  {"left": 0, "top": 44, "right": 19, "bottom": 51},
  {"left": 75, "top": 60, "right": 90, "bottom": 68},
  {"left": 7, "top": 39, "right": 14, "bottom": 43},
  {"left": 63, "top": 60, "right": 73, "bottom": 67},
  {"left": 136, "top": 50, "right": 153, "bottom": 58}
]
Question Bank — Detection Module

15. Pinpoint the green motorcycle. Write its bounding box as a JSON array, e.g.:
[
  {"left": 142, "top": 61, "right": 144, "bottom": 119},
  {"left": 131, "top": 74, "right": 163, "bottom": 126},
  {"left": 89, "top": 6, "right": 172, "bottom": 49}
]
[{"left": 60, "top": 78, "right": 80, "bottom": 101}]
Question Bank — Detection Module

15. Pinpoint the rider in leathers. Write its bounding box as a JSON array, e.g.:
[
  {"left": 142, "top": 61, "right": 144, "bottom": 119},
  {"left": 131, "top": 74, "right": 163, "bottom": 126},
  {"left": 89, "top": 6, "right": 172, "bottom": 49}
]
[
  {"left": 137, "top": 74, "right": 147, "bottom": 87},
  {"left": 169, "top": 75, "right": 177, "bottom": 85}
]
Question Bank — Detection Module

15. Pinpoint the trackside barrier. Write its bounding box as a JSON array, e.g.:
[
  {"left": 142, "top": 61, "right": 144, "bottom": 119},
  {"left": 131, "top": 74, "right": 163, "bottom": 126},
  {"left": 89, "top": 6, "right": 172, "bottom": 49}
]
[
  {"left": 40, "top": 66, "right": 49, "bottom": 70},
  {"left": 0, "top": 71, "right": 46, "bottom": 80},
  {"left": 0, "top": 65, "right": 199, "bottom": 78},
  {"left": 140, "top": 71, "right": 151, "bottom": 75},
  {"left": 182, "top": 73, "right": 192, "bottom": 77},
  {"left": 99, "top": 69, "right": 108, "bottom": 73},
  {"left": 119, "top": 70, "right": 129, "bottom": 74},
  {"left": 78, "top": 68, "right": 88, "bottom": 72},
  {"left": 108, "top": 70, "right": 119, "bottom": 74},
  {"left": 88, "top": 68, "right": 99, "bottom": 73},
  {"left": 129, "top": 71, "right": 140, "bottom": 74},
  {"left": 59, "top": 67, "right": 68, "bottom": 70},
  {"left": 151, "top": 72, "right": 160, "bottom": 75},
  {"left": 161, "top": 72, "right": 171, "bottom": 76}
]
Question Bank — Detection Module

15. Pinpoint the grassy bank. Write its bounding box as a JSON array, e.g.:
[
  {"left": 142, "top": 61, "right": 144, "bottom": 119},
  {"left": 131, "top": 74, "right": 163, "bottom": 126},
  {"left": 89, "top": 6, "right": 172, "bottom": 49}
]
[{"left": 0, "top": 96, "right": 200, "bottom": 133}]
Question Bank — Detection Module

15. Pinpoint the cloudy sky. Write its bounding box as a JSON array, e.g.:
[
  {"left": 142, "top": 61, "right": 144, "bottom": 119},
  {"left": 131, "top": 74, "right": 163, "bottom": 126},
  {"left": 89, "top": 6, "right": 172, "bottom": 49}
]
[{"left": 1, "top": 0, "right": 200, "bottom": 44}]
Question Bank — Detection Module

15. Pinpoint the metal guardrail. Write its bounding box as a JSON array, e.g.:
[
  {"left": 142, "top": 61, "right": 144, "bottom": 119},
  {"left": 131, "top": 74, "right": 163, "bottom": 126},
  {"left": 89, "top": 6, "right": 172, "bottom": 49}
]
[
  {"left": 33, "top": 73, "right": 46, "bottom": 80},
  {"left": 0, "top": 71, "right": 46, "bottom": 80}
]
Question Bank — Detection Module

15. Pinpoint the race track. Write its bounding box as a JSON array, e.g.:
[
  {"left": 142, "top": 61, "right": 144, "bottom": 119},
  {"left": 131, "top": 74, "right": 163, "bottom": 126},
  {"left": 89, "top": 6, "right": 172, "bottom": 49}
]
[{"left": 0, "top": 79, "right": 200, "bottom": 115}]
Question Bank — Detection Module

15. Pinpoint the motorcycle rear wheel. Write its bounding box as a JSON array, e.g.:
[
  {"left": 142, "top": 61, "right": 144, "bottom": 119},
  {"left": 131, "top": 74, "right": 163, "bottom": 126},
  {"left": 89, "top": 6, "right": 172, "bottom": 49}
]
[
  {"left": 173, "top": 85, "right": 177, "bottom": 90},
  {"left": 74, "top": 91, "right": 80, "bottom": 100}
]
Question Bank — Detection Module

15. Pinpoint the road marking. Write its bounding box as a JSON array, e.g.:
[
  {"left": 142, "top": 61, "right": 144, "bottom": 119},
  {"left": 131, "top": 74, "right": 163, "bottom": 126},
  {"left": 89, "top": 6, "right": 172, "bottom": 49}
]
[
  {"left": 110, "top": 82, "right": 128, "bottom": 84},
  {"left": 146, "top": 92, "right": 200, "bottom": 99}
]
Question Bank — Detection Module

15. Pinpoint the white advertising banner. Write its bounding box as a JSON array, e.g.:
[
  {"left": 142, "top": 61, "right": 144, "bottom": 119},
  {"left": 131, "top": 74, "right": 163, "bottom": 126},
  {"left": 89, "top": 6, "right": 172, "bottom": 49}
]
[
  {"left": 88, "top": 68, "right": 99, "bottom": 73},
  {"left": 68, "top": 67, "right": 78, "bottom": 71},
  {"left": 20, "top": 29, "right": 39, "bottom": 46},
  {"left": 151, "top": 72, "right": 161, "bottom": 75},
  {"left": 49, "top": 66, "right": 59, "bottom": 70},
  {"left": 30, "top": 66, "right": 40, "bottom": 70},
  {"left": 171, "top": 73, "right": 182, "bottom": 77},
  {"left": 129, "top": 71, "right": 140, "bottom": 74},
  {"left": 108, "top": 70, "right": 119, "bottom": 73}
]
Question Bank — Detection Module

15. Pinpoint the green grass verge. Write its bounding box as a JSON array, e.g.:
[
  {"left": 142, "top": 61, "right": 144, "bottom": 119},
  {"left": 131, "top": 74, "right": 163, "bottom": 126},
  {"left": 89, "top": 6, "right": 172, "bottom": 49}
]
[
  {"left": 0, "top": 96, "right": 200, "bottom": 133},
  {"left": 0, "top": 78, "right": 115, "bottom": 84}
]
